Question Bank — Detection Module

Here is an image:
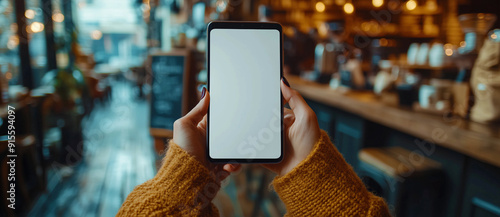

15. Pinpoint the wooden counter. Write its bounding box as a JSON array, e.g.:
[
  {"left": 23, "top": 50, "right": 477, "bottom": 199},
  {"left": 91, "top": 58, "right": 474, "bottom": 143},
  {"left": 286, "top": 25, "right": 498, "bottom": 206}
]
[{"left": 288, "top": 76, "right": 500, "bottom": 168}]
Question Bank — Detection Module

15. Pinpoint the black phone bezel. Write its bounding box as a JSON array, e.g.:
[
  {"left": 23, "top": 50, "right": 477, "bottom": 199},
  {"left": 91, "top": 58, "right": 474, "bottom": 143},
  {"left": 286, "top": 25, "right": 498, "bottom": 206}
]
[{"left": 206, "top": 21, "right": 284, "bottom": 164}]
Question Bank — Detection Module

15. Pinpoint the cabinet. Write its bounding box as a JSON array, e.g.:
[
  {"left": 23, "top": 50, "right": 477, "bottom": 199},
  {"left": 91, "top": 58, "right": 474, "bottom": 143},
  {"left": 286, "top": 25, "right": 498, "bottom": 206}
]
[
  {"left": 298, "top": 83, "right": 500, "bottom": 217},
  {"left": 334, "top": 111, "right": 364, "bottom": 170},
  {"left": 461, "top": 160, "right": 500, "bottom": 217}
]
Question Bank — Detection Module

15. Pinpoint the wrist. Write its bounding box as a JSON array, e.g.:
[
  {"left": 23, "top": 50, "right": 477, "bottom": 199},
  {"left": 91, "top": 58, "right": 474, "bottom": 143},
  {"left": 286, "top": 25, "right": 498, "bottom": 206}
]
[
  {"left": 279, "top": 158, "right": 304, "bottom": 176},
  {"left": 279, "top": 132, "right": 322, "bottom": 176}
]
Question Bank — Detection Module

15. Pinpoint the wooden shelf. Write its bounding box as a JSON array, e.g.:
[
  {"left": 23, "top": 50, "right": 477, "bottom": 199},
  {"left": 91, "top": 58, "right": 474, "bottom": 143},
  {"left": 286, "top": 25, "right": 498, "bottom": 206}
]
[
  {"left": 403, "top": 7, "right": 442, "bottom": 16},
  {"left": 351, "top": 30, "right": 438, "bottom": 39},
  {"left": 407, "top": 64, "right": 458, "bottom": 71}
]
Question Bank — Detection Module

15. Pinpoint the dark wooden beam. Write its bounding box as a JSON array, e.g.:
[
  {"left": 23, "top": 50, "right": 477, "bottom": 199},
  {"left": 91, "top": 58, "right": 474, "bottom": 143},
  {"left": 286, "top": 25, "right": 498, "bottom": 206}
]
[
  {"left": 42, "top": 0, "right": 57, "bottom": 71},
  {"left": 14, "top": 0, "right": 34, "bottom": 89},
  {"left": 62, "top": 0, "right": 75, "bottom": 67}
]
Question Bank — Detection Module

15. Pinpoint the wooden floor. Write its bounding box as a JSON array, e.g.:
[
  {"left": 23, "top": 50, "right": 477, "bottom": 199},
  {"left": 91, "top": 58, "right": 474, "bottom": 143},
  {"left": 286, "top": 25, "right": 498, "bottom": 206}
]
[
  {"left": 27, "top": 81, "right": 156, "bottom": 217},
  {"left": 26, "top": 80, "right": 286, "bottom": 217}
]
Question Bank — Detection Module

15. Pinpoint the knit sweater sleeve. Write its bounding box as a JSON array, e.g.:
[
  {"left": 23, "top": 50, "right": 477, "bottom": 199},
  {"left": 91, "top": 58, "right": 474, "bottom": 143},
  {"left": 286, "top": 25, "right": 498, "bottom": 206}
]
[
  {"left": 116, "top": 141, "right": 219, "bottom": 217},
  {"left": 273, "top": 130, "right": 391, "bottom": 217}
]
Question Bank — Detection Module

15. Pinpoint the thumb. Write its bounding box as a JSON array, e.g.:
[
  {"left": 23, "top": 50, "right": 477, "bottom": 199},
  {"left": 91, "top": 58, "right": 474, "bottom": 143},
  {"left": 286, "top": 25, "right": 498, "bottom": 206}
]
[
  {"left": 183, "top": 88, "right": 209, "bottom": 124},
  {"left": 281, "top": 78, "right": 308, "bottom": 114}
]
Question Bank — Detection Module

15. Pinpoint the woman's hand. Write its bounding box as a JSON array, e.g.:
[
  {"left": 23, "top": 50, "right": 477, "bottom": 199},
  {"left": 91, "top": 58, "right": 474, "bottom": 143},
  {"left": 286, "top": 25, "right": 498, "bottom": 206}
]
[
  {"left": 264, "top": 78, "right": 321, "bottom": 176},
  {"left": 173, "top": 88, "right": 240, "bottom": 181}
]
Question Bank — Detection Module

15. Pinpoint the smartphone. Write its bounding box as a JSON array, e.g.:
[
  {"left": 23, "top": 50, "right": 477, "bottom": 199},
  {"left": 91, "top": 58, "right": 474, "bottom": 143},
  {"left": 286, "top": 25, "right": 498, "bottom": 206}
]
[{"left": 207, "top": 21, "right": 283, "bottom": 163}]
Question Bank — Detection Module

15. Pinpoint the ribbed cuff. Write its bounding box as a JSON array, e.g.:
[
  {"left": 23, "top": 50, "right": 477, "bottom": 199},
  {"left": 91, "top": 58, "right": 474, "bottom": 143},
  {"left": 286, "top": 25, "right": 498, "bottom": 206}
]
[
  {"left": 154, "top": 141, "right": 220, "bottom": 214},
  {"left": 117, "top": 141, "right": 221, "bottom": 216},
  {"left": 272, "top": 130, "right": 372, "bottom": 216}
]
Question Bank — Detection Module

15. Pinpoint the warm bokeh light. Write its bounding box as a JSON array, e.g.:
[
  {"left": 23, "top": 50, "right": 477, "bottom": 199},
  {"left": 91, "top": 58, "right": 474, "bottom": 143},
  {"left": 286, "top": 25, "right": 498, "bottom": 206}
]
[
  {"left": 492, "top": 33, "right": 498, "bottom": 40},
  {"left": 460, "top": 41, "right": 466, "bottom": 47},
  {"left": 30, "top": 22, "right": 44, "bottom": 33},
  {"left": 318, "top": 22, "right": 328, "bottom": 38},
  {"left": 316, "top": 2, "right": 326, "bottom": 12},
  {"left": 7, "top": 36, "right": 19, "bottom": 50},
  {"left": 25, "top": 9, "right": 35, "bottom": 19},
  {"left": 444, "top": 44, "right": 454, "bottom": 56},
  {"left": 52, "top": 13, "right": 65, "bottom": 22},
  {"left": 445, "top": 49, "right": 453, "bottom": 56},
  {"left": 216, "top": 0, "right": 227, "bottom": 12},
  {"left": 343, "top": 3, "right": 354, "bottom": 14},
  {"left": 372, "top": 0, "right": 383, "bottom": 7},
  {"left": 406, "top": 0, "right": 417, "bottom": 10},
  {"left": 5, "top": 72, "right": 12, "bottom": 80},
  {"left": 91, "top": 30, "right": 103, "bottom": 40}
]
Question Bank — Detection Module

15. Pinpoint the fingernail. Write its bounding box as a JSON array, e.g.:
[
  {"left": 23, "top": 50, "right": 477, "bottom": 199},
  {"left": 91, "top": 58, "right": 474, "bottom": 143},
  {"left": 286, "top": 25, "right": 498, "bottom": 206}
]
[
  {"left": 282, "top": 77, "right": 290, "bottom": 87},
  {"left": 200, "top": 87, "right": 206, "bottom": 100}
]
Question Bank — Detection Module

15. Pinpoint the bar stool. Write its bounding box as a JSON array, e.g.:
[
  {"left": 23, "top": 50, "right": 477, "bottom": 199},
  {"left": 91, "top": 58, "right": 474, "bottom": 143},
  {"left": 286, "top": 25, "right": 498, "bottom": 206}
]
[{"left": 358, "top": 147, "right": 444, "bottom": 217}]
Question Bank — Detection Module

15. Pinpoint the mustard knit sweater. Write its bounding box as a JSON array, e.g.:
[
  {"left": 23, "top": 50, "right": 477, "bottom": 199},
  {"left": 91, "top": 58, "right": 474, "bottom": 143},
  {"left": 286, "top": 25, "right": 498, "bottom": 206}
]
[{"left": 117, "top": 131, "right": 390, "bottom": 216}]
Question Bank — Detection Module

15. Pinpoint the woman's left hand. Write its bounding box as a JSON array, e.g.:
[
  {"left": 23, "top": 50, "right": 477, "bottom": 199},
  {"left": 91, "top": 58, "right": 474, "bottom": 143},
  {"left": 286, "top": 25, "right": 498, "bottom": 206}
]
[{"left": 173, "top": 88, "right": 241, "bottom": 182}]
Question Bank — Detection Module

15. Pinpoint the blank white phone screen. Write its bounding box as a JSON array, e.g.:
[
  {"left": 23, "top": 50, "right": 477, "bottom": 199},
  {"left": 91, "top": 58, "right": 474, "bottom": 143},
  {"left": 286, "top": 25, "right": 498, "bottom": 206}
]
[{"left": 209, "top": 28, "right": 281, "bottom": 159}]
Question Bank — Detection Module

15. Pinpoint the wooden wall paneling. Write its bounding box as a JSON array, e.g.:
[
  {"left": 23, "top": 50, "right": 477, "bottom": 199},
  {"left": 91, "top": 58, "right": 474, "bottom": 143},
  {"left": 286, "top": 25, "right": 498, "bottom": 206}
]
[
  {"left": 334, "top": 110, "right": 365, "bottom": 171},
  {"left": 305, "top": 99, "right": 337, "bottom": 137},
  {"left": 363, "top": 120, "right": 391, "bottom": 148},
  {"left": 14, "top": 0, "right": 33, "bottom": 89},
  {"left": 461, "top": 159, "right": 500, "bottom": 217}
]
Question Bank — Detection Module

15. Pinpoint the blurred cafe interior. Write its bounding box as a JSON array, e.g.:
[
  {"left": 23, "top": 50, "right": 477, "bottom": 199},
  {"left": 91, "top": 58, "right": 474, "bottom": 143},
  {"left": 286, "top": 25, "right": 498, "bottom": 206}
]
[{"left": 0, "top": 0, "right": 500, "bottom": 216}]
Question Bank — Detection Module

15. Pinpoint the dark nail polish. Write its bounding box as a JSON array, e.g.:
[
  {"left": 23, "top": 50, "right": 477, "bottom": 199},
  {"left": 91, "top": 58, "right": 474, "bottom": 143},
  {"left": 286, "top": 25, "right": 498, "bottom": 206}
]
[
  {"left": 200, "top": 87, "right": 206, "bottom": 100},
  {"left": 282, "top": 77, "right": 290, "bottom": 87}
]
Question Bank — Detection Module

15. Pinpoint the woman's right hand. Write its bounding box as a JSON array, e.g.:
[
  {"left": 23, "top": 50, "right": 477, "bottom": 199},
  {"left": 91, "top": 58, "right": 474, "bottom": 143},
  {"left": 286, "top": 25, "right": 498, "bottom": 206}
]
[{"left": 263, "top": 78, "right": 321, "bottom": 176}]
